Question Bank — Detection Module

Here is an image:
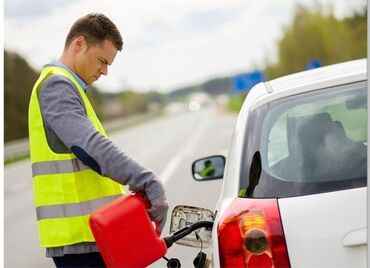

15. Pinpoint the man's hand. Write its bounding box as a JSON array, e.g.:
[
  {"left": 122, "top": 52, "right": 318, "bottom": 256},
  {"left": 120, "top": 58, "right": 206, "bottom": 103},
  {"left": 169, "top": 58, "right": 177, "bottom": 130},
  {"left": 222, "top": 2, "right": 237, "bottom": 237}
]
[{"left": 146, "top": 194, "right": 169, "bottom": 234}]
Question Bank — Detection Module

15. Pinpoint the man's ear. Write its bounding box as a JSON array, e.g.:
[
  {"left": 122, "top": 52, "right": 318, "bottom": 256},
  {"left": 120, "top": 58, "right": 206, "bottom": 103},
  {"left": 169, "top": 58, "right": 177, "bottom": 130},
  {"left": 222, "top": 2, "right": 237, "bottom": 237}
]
[{"left": 73, "top": 36, "right": 87, "bottom": 52}]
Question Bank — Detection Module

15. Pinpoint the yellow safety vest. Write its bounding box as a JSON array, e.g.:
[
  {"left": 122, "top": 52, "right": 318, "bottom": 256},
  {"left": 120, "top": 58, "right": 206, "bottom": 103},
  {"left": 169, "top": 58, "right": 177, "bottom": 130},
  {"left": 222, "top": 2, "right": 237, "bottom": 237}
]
[
  {"left": 200, "top": 166, "right": 215, "bottom": 177},
  {"left": 28, "top": 66, "right": 124, "bottom": 248}
]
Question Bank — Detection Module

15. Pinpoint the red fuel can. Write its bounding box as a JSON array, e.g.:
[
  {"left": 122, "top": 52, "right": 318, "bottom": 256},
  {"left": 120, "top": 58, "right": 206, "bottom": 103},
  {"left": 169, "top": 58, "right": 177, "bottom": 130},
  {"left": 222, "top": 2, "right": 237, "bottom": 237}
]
[{"left": 89, "top": 192, "right": 167, "bottom": 267}]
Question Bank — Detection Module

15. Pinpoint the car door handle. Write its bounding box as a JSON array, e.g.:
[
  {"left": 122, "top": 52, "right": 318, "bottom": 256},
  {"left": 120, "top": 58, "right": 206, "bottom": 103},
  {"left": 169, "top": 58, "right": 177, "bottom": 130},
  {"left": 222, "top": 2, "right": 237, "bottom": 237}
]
[{"left": 342, "top": 228, "right": 367, "bottom": 247}]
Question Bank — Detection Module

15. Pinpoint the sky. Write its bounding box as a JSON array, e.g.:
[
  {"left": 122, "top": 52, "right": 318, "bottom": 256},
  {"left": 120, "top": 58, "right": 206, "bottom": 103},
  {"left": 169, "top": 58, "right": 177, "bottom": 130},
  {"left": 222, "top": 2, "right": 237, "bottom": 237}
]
[{"left": 4, "top": 0, "right": 366, "bottom": 93}]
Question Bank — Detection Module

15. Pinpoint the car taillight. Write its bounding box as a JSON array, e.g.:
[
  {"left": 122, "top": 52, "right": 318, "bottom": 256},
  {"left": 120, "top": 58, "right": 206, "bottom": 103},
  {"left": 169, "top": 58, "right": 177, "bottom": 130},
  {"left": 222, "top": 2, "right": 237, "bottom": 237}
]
[{"left": 218, "top": 198, "right": 290, "bottom": 268}]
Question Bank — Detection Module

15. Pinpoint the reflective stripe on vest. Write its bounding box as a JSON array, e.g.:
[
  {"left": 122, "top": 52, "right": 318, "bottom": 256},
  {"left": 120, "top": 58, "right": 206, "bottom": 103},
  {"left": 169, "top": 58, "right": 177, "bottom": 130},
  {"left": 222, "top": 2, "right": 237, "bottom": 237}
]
[
  {"left": 36, "top": 194, "right": 122, "bottom": 220},
  {"left": 32, "top": 158, "right": 89, "bottom": 176}
]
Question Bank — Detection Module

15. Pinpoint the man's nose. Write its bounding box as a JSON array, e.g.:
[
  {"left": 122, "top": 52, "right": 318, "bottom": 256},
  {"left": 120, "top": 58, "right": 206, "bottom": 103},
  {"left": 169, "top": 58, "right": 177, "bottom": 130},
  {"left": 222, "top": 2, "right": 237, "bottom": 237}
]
[{"left": 100, "top": 65, "right": 108, "bottom": 75}]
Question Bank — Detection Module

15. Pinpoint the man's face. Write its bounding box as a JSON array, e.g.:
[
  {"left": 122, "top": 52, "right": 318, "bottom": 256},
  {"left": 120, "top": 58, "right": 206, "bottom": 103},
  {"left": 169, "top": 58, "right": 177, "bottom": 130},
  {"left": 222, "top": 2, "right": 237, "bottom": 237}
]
[{"left": 75, "top": 38, "right": 118, "bottom": 85}]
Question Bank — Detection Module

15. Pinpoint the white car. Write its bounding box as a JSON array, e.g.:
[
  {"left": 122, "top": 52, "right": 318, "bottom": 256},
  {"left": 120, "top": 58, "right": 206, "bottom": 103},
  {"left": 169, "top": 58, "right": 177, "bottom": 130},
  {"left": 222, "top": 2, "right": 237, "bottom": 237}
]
[{"left": 170, "top": 59, "right": 367, "bottom": 268}]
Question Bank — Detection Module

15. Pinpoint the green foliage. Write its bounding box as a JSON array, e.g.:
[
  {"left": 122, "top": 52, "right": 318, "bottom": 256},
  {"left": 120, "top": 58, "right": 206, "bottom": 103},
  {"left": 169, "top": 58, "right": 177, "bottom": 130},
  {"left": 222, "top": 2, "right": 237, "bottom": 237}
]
[
  {"left": 343, "top": 8, "right": 367, "bottom": 58},
  {"left": 227, "top": 93, "right": 247, "bottom": 113},
  {"left": 119, "top": 91, "right": 149, "bottom": 115},
  {"left": 168, "top": 77, "right": 232, "bottom": 100},
  {"left": 89, "top": 90, "right": 168, "bottom": 120},
  {"left": 146, "top": 91, "right": 168, "bottom": 106},
  {"left": 4, "top": 51, "right": 39, "bottom": 142},
  {"left": 230, "top": 5, "right": 366, "bottom": 113},
  {"left": 86, "top": 86, "right": 106, "bottom": 119},
  {"left": 4, "top": 49, "right": 168, "bottom": 142},
  {"left": 265, "top": 4, "right": 367, "bottom": 79}
]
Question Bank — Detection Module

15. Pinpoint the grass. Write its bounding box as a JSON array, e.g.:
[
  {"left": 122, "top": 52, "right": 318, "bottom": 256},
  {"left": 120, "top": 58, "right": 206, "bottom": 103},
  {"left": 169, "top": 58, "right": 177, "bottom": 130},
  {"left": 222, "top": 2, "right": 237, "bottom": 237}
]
[
  {"left": 4, "top": 154, "right": 30, "bottom": 165},
  {"left": 227, "top": 94, "right": 247, "bottom": 113}
]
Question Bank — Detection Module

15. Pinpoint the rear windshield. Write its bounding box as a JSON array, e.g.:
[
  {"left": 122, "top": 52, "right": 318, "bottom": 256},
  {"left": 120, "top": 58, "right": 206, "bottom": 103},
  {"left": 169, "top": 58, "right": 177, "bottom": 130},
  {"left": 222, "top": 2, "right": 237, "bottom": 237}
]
[{"left": 239, "top": 81, "right": 367, "bottom": 198}]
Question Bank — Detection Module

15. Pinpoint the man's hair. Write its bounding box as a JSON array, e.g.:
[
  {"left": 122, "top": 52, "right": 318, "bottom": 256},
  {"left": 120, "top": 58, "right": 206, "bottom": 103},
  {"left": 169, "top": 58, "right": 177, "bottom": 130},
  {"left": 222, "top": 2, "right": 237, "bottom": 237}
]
[{"left": 65, "top": 13, "right": 123, "bottom": 51}]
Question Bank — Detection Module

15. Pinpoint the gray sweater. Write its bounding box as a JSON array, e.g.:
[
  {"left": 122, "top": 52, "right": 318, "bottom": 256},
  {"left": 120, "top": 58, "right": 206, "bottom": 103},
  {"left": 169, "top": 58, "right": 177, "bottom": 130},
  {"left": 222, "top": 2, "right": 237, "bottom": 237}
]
[{"left": 39, "top": 74, "right": 164, "bottom": 257}]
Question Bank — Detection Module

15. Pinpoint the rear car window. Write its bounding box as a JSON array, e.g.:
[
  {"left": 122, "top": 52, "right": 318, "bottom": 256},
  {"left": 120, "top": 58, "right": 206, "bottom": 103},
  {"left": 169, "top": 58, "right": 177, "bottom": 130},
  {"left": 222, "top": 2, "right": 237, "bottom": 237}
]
[{"left": 239, "top": 81, "right": 367, "bottom": 198}]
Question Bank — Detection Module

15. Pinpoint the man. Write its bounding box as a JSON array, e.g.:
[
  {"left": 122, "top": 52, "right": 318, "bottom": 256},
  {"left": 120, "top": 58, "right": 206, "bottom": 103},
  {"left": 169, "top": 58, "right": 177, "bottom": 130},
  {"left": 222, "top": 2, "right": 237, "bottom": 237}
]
[
  {"left": 199, "top": 160, "right": 215, "bottom": 177},
  {"left": 28, "top": 13, "right": 168, "bottom": 267}
]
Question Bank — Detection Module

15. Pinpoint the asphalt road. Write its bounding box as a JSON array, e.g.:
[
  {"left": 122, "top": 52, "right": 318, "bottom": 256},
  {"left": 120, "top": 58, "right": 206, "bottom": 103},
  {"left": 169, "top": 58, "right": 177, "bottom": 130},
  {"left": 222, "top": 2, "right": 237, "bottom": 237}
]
[{"left": 4, "top": 106, "right": 237, "bottom": 268}]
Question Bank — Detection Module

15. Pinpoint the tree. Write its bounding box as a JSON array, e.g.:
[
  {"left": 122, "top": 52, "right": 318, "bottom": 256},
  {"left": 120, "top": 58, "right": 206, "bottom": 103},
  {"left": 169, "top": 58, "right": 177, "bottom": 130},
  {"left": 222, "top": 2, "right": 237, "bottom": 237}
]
[
  {"left": 265, "top": 4, "right": 367, "bottom": 79},
  {"left": 4, "top": 51, "right": 39, "bottom": 142}
]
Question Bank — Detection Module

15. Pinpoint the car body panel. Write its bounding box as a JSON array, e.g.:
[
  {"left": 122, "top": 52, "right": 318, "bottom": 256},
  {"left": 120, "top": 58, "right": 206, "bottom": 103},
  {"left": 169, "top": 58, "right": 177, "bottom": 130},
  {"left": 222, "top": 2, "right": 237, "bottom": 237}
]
[{"left": 278, "top": 187, "right": 366, "bottom": 268}]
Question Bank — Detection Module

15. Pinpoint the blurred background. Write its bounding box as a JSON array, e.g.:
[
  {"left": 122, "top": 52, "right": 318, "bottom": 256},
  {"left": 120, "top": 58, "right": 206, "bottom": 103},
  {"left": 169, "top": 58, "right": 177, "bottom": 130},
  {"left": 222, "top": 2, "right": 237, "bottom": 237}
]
[
  {"left": 4, "top": 0, "right": 366, "bottom": 146},
  {"left": 4, "top": 0, "right": 367, "bottom": 267}
]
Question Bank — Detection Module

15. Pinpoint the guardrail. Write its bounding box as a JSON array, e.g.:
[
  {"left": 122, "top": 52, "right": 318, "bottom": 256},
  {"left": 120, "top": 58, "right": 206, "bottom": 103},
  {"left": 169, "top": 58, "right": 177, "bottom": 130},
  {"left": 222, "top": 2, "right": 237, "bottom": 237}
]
[
  {"left": 4, "top": 138, "right": 30, "bottom": 162},
  {"left": 4, "top": 111, "right": 167, "bottom": 163}
]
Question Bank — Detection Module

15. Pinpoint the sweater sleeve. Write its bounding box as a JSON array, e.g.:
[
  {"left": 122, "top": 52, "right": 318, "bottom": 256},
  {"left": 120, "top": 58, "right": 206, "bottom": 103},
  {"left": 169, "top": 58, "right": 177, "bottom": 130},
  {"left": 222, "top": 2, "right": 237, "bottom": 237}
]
[{"left": 38, "top": 75, "right": 164, "bottom": 200}]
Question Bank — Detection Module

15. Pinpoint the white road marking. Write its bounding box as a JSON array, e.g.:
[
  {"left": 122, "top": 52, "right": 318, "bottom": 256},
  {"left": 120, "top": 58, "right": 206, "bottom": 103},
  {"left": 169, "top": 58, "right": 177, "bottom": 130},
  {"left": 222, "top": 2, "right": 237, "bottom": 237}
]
[{"left": 159, "top": 111, "right": 213, "bottom": 185}]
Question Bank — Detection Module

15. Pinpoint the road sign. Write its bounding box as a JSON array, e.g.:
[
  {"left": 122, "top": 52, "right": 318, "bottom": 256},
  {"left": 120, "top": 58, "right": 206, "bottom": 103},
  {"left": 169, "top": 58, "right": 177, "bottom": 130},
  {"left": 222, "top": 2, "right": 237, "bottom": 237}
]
[
  {"left": 232, "top": 71, "right": 264, "bottom": 92},
  {"left": 306, "top": 59, "right": 322, "bottom": 70}
]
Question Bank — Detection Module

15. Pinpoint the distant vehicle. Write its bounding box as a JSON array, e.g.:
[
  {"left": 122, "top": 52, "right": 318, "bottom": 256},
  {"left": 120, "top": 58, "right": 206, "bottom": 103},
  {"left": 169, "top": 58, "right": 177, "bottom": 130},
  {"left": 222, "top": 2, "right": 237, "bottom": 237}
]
[
  {"left": 170, "top": 59, "right": 367, "bottom": 268},
  {"left": 188, "top": 92, "right": 212, "bottom": 112}
]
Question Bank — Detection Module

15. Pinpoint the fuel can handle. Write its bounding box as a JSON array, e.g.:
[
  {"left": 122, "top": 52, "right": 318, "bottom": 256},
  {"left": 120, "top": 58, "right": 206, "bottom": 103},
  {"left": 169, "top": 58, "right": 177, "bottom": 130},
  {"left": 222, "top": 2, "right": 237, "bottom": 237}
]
[{"left": 136, "top": 191, "right": 162, "bottom": 235}]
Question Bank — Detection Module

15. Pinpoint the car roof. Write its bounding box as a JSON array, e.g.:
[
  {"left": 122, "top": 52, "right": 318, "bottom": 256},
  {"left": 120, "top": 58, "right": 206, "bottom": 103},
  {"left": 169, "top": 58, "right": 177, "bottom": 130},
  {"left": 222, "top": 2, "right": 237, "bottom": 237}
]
[
  {"left": 266, "top": 58, "right": 367, "bottom": 94},
  {"left": 248, "top": 58, "right": 367, "bottom": 110}
]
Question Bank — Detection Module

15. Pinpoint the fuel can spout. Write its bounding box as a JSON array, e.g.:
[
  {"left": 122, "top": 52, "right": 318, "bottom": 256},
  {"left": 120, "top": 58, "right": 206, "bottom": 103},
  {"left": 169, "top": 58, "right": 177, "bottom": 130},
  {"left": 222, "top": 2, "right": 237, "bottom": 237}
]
[{"left": 163, "top": 220, "right": 214, "bottom": 248}]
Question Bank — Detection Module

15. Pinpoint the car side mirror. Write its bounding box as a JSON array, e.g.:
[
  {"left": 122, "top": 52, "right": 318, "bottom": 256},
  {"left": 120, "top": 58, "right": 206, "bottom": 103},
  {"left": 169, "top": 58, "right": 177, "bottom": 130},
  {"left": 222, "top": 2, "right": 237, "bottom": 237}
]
[
  {"left": 169, "top": 205, "right": 215, "bottom": 248},
  {"left": 192, "top": 155, "right": 225, "bottom": 181}
]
